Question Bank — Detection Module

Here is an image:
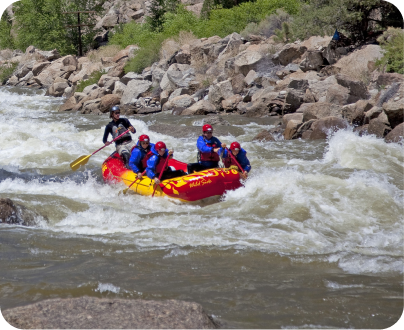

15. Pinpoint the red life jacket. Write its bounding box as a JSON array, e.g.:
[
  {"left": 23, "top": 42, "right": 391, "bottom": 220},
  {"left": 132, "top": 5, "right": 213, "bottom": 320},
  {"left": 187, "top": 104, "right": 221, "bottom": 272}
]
[
  {"left": 223, "top": 154, "right": 238, "bottom": 168},
  {"left": 144, "top": 151, "right": 168, "bottom": 175},
  {"left": 199, "top": 140, "right": 220, "bottom": 162}
]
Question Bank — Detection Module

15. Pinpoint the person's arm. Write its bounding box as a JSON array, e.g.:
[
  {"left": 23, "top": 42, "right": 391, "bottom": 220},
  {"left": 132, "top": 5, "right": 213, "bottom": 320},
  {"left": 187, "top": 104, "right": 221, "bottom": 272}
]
[
  {"left": 213, "top": 137, "right": 222, "bottom": 153},
  {"left": 197, "top": 137, "right": 214, "bottom": 153},
  {"left": 129, "top": 150, "right": 141, "bottom": 173},
  {"left": 103, "top": 125, "right": 111, "bottom": 144},
  {"left": 238, "top": 151, "right": 251, "bottom": 175},
  {"left": 146, "top": 155, "right": 158, "bottom": 180},
  {"left": 124, "top": 118, "right": 136, "bottom": 133}
]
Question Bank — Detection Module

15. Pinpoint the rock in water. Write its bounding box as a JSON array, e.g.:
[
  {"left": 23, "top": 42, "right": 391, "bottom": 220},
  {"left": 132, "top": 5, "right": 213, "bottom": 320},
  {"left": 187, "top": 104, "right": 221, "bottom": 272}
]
[
  {"left": 2, "top": 297, "right": 218, "bottom": 329},
  {"left": 0, "top": 198, "right": 47, "bottom": 226}
]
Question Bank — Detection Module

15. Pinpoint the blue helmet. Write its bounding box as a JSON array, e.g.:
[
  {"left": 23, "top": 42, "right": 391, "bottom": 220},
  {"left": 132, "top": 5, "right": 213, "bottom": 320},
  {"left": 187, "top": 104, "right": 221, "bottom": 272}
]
[{"left": 110, "top": 105, "right": 120, "bottom": 117}]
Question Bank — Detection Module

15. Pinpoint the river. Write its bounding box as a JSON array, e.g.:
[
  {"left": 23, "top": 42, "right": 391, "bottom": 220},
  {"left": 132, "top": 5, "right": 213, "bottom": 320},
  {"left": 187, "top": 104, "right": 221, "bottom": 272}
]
[{"left": 0, "top": 86, "right": 403, "bottom": 328}]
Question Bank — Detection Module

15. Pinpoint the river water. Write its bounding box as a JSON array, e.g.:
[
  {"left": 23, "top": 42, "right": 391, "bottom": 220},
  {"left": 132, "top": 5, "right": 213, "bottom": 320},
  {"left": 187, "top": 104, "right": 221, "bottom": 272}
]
[{"left": 0, "top": 86, "right": 403, "bottom": 328}]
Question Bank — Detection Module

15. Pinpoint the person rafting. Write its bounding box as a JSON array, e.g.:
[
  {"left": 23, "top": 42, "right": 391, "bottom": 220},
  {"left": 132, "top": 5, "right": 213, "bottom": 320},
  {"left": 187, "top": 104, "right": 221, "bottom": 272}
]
[
  {"left": 145, "top": 141, "right": 185, "bottom": 184},
  {"left": 103, "top": 105, "right": 136, "bottom": 169},
  {"left": 219, "top": 142, "right": 251, "bottom": 180},
  {"left": 129, "top": 134, "right": 155, "bottom": 179},
  {"left": 187, "top": 124, "right": 222, "bottom": 173}
]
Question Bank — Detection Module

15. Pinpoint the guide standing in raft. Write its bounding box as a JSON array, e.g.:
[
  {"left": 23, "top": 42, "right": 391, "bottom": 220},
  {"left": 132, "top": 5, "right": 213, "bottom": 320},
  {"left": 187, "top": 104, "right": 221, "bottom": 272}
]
[{"left": 103, "top": 105, "right": 136, "bottom": 169}]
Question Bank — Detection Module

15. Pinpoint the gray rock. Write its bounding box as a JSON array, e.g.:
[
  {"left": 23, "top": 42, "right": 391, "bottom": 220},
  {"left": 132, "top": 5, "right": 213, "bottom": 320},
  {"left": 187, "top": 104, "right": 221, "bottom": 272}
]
[
  {"left": 335, "top": 74, "right": 368, "bottom": 99},
  {"left": 181, "top": 100, "right": 216, "bottom": 116},
  {"left": 309, "top": 116, "right": 349, "bottom": 140},
  {"left": 121, "top": 80, "right": 152, "bottom": 106},
  {"left": 0, "top": 198, "right": 47, "bottom": 226},
  {"left": 121, "top": 72, "right": 143, "bottom": 85},
  {"left": 113, "top": 81, "right": 127, "bottom": 97},
  {"left": 162, "top": 95, "right": 195, "bottom": 111},
  {"left": 299, "top": 50, "right": 324, "bottom": 72},
  {"left": 203, "top": 115, "right": 231, "bottom": 126},
  {"left": 385, "top": 123, "right": 404, "bottom": 143},
  {"left": 302, "top": 102, "right": 343, "bottom": 122},
  {"left": 208, "top": 80, "right": 234, "bottom": 108},
  {"left": 82, "top": 84, "right": 99, "bottom": 95},
  {"left": 2, "top": 297, "right": 217, "bottom": 329},
  {"left": 32, "top": 61, "right": 51, "bottom": 76},
  {"left": 273, "top": 44, "right": 307, "bottom": 66},
  {"left": 36, "top": 48, "right": 61, "bottom": 61}
]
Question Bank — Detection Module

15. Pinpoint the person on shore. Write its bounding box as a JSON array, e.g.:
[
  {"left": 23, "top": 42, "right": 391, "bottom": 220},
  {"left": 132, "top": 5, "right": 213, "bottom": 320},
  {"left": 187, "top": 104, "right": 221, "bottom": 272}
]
[
  {"left": 129, "top": 134, "right": 154, "bottom": 179},
  {"left": 187, "top": 124, "right": 222, "bottom": 173},
  {"left": 102, "top": 105, "right": 136, "bottom": 169},
  {"left": 145, "top": 141, "right": 185, "bottom": 183},
  {"left": 219, "top": 141, "right": 251, "bottom": 180}
]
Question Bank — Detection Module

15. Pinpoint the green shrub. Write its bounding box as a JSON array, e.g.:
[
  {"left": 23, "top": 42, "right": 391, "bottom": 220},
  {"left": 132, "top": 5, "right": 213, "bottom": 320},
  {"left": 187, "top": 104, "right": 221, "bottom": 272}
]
[
  {"left": 376, "top": 27, "right": 404, "bottom": 74},
  {"left": 240, "top": 8, "right": 291, "bottom": 39},
  {"left": 0, "top": 11, "right": 15, "bottom": 49},
  {"left": 0, "top": 62, "right": 18, "bottom": 84},
  {"left": 76, "top": 70, "right": 104, "bottom": 92}
]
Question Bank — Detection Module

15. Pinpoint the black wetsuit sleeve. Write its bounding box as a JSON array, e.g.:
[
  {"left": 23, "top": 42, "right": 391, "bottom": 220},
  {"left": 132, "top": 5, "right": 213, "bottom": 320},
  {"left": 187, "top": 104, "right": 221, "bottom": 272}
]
[
  {"left": 125, "top": 118, "right": 136, "bottom": 133},
  {"left": 103, "top": 124, "right": 111, "bottom": 144}
]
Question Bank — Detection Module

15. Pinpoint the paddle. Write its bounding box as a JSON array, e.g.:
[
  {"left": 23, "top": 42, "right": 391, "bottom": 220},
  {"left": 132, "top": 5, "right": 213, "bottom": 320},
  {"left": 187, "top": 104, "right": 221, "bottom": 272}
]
[
  {"left": 70, "top": 128, "right": 131, "bottom": 171},
  {"left": 225, "top": 147, "right": 245, "bottom": 175},
  {"left": 152, "top": 154, "right": 171, "bottom": 197},
  {"left": 121, "top": 170, "right": 147, "bottom": 195}
]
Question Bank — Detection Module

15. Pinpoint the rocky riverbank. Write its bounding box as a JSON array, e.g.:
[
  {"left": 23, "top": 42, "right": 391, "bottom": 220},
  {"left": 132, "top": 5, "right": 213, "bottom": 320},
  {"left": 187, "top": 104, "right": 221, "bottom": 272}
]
[
  {"left": 2, "top": 296, "right": 218, "bottom": 329},
  {"left": 1, "top": 30, "right": 402, "bottom": 144}
]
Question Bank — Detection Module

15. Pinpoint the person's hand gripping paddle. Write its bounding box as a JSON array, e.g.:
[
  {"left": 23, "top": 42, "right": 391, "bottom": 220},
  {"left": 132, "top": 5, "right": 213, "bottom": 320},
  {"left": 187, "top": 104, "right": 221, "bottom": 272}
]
[
  {"left": 121, "top": 170, "right": 147, "bottom": 195},
  {"left": 70, "top": 129, "right": 131, "bottom": 171},
  {"left": 152, "top": 154, "right": 171, "bottom": 197}
]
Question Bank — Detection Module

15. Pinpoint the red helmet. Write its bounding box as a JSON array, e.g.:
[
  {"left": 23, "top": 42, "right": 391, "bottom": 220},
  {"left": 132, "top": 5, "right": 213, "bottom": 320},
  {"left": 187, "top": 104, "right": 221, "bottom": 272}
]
[
  {"left": 155, "top": 141, "right": 166, "bottom": 151},
  {"left": 230, "top": 142, "right": 241, "bottom": 151},
  {"left": 203, "top": 124, "right": 213, "bottom": 132},
  {"left": 139, "top": 134, "right": 150, "bottom": 142}
]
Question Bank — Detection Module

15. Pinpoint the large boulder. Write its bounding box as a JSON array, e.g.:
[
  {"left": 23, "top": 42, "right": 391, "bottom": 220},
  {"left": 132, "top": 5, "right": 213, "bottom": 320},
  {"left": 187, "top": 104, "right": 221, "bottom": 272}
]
[
  {"left": 0, "top": 198, "right": 47, "bottom": 226},
  {"left": 47, "top": 78, "right": 70, "bottom": 97},
  {"left": 100, "top": 94, "right": 121, "bottom": 113},
  {"left": 160, "top": 63, "right": 196, "bottom": 93},
  {"left": 233, "top": 45, "right": 272, "bottom": 76},
  {"left": 325, "top": 84, "right": 350, "bottom": 105},
  {"left": 208, "top": 80, "right": 234, "bottom": 109},
  {"left": 120, "top": 80, "right": 152, "bottom": 106},
  {"left": 368, "top": 117, "right": 391, "bottom": 138},
  {"left": 308, "top": 75, "right": 338, "bottom": 101},
  {"left": 283, "top": 119, "right": 302, "bottom": 140},
  {"left": 162, "top": 94, "right": 196, "bottom": 111},
  {"left": 333, "top": 44, "right": 383, "bottom": 76},
  {"left": 299, "top": 50, "right": 324, "bottom": 72},
  {"left": 309, "top": 116, "right": 349, "bottom": 140},
  {"left": 273, "top": 44, "right": 307, "bottom": 66},
  {"left": 222, "top": 94, "right": 243, "bottom": 112},
  {"left": 58, "top": 96, "right": 77, "bottom": 112},
  {"left": 335, "top": 74, "right": 368, "bottom": 100},
  {"left": 2, "top": 297, "right": 217, "bottom": 329},
  {"left": 342, "top": 100, "right": 373, "bottom": 126},
  {"left": 69, "top": 62, "right": 103, "bottom": 84},
  {"left": 385, "top": 123, "right": 404, "bottom": 143},
  {"left": 32, "top": 61, "right": 51, "bottom": 76},
  {"left": 376, "top": 73, "right": 404, "bottom": 87},
  {"left": 181, "top": 100, "right": 216, "bottom": 115},
  {"left": 36, "top": 48, "right": 61, "bottom": 61},
  {"left": 382, "top": 83, "right": 403, "bottom": 129},
  {"left": 302, "top": 102, "right": 343, "bottom": 122}
]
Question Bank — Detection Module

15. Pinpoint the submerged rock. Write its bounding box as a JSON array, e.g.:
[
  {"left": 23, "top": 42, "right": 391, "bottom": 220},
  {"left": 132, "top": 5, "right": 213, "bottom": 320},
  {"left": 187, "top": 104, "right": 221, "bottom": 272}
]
[
  {"left": 2, "top": 297, "right": 218, "bottom": 329},
  {"left": 0, "top": 198, "right": 47, "bottom": 226}
]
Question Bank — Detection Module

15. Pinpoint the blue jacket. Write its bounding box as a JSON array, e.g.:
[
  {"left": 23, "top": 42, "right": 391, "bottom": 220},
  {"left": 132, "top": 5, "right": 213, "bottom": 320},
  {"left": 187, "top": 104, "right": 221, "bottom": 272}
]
[
  {"left": 219, "top": 147, "right": 251, "bottom": 173},
  {"left": 146, "top": 145, "right": 169, "bottom": 179},
  {"left": 197, "top": 135, "right": 222, "bottom": 167},
  {"left": 129, "top": 141, "right": 155, "bottom": 174}
]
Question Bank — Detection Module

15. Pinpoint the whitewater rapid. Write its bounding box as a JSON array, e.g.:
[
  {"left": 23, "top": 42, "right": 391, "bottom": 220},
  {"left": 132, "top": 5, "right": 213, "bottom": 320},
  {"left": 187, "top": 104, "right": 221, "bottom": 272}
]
[{"left": 1, "top": 86, "right": 403, "bottom": 276}]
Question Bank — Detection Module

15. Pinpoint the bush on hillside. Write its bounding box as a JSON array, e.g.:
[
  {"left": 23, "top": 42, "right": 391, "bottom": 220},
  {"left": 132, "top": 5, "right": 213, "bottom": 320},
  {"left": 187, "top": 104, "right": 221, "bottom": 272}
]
[
  {"left": 110, "top": 0, "right": 301, "bottom": 73},
  {"left": 86, "top": 45, "right": 123, "bottom": 63},
  {"left": 0, "top": 11, "right": 14, "bottom": 49},
  {"left": 291, "top": 0, "right": 403, "bottom": 43},
  {"left": 10, "top": 0, "right": 103, "bottom": 56},
  {"left": 76, "top": 69, "right": 105, "bottom": 92},
  {"left": 376, "top": 27, "right": 404, "bottom": 74},
  {"left": 0, "top": 62, "right": 18, "bottom": 84},
  {"left": 240, "top": 8, "right": 291, "bottom": 39}
]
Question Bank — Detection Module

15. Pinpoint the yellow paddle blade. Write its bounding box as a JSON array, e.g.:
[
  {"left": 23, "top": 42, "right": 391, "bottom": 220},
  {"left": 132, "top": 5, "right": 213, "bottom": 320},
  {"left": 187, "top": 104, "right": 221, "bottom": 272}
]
[{"left": 70, "top": 155, "right": 91, "bottom": 171}]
